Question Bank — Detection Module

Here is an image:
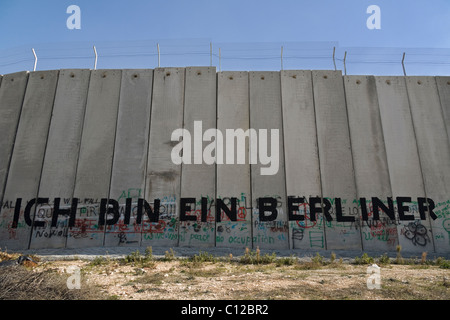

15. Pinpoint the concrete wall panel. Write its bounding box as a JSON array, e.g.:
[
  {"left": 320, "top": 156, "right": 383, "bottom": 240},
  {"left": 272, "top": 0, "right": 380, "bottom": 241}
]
[
  {"left": 344, "top": 75, "right": 398, "bottom": 251},
  {"left": 249, "top": 71, "right": 288, "bottom": 250},
  {"left": 376, "top": 76, "right": 434, "bottom": 253},
  {"left": 31, "top": 69, "right": 91, "bottom": 249},
  {"left": 0, "top": 71, "right": 59, "bottom": 250},
  {"left": 179, "top": 67, "right": 217, "bottom": 247},
  {"left": 142, "top": 68, "right": 185, "bottom": 247},
  {"left": 216, "top": 71, "right": 252, "bottom": 248},
  {"left": 104, "top": 70, "right": 153, "bottom": 247},
  {"left": 0, "top": 72, "right": 29, "bottom": 204},
  {"left": 312, "top": 70, "right": 361, "bottom": 251},
  {"left": 407, "top": 76, "right": 450, "bottom": 253},
  {"left": 0, "top": 68, "right": 448, "bottom": 254},
  {"left": 68, "top": 70, "right": 122, "bottom": 248},
  {"left": 436, "top": 77, "right": 450, "bottom": 142},
  {"left": 281, "top": 70, "right": 324, "bottom": 250}
]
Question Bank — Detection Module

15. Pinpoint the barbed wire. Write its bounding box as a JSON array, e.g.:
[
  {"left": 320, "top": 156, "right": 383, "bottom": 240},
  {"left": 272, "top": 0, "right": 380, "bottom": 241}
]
[{"left": 0, "top": 40, "right": 449, "bottom": 76}]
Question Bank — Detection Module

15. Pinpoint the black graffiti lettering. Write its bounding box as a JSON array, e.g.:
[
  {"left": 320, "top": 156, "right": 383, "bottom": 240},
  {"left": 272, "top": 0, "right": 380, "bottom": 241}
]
[
  {"left": 322, "top": 198, "right": 333, "bottom": 221},
  {"left": 11, "top": 198, "right": 22, "bottom": 229},
  {"left": 335, "top": 198, "right": 355, "bottom": 222},
  {"left": 216, "top": 198, "right": 237, "bottom": 222},
  {"left": 258, "top": 197, "right": 277, "bottom": 221},
  {"left": 124, "top": 198, "right": 132, "bottom": 225},
  {"left": 68, "top": 198, "right": 79, "bottom": 227},
  {"left": 180, "top": 198, "right": 196, "bottom": 221},
  {"left": 418, "top": 197, "right": 437, "bottom": 220},
  {"left": 288, "top": 196, "right": 305, "bottom": 221},
  {"left": 373, "top": 197, "right": 395, "bottom": 220},
  {"left": 4, "top": 196, "right": 440, "bottom": 229},
  {"left": 360, "top": 197, "right": 369, "bottom": 221},
  {"left": 98, "top": 198, "right": 120, "bottom": 226},
  {"left": 51, "top": 198, "right": 73, "bottom": 227},
  {"left": 201, "top": 197, "right": 208, "bottom": 222},
  {"left": 397, "top": 197, "right": 415, "bottom": 221},
  {"left": 309, "top": 197, "right": 321, "bottom": 221},
  {"left": 137, "top": 198, "right": 160, "bottom": 223},
  {"left": 24, "top": 198, "right": 48, "bottom": 227}
]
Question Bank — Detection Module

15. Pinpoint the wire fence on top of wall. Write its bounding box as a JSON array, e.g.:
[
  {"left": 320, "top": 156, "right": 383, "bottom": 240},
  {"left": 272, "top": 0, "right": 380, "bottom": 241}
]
[{"left": 0, "top": 40, "right": 449, "bottom": 76}]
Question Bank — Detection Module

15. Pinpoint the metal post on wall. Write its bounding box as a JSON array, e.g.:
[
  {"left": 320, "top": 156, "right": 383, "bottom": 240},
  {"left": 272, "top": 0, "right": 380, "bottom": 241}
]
[
  {"left": 93, "top": 45, "right": 98, "bottom": 70},
  {"left": 219, "top": 48, "right": 221, "bottom": 72},
  {"left": 157, "top": 43, "right": 161, "bottom": 68},
  {"left": 32, "top": 48, "right": 37, "bottom": 72},
  {"left": 402, "top": 52, "right": 407, "bottom": 76},
  {"left": 281, "top": 46, "right": 284, "bottom": 71},
  {"left": 343, "top": 51, "right": 347, "bottom": 75},
  {"left": 333, "top": 46, "right": 337, "bottom": 71},
  {"left": 210, "top": 42, "right": 213, "bottom": 67}
]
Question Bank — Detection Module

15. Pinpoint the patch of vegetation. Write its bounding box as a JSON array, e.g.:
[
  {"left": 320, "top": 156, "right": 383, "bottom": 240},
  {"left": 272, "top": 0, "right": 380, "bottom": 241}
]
[
  {"left": 190, "top": 251, "right": 218, "bottom": 263},
  {"left": 121, "top": 247, "right": 155, "bottom": 267},
  {"left": 162, "top": 248, "right": 176, "bottom": 262},
  {"left": 89, "top": 256, "right": 110, "bottom": 267},
  {"left": 353, "top": 253, "right": 374, "bottom": 265},
  {"left": 276, "top": 255, "right": 297, "bottom": 267},
  {"left": 239, "top": 247, "right": 277, "bottom": 265},
  {"left": 377, "top": 253, "right": 390, "bottom": 265},
  {"left": 0, "top": 265, "right": 103, "bottom": 300},
  {"left": 294, "top": 253, "right": 327, "bottom": 270},
  {"left": 436, "top": 257, "right": 450, "bottom": 269},
  {"left": 395, "top": 245, "right": 404, "bottom": 264}
]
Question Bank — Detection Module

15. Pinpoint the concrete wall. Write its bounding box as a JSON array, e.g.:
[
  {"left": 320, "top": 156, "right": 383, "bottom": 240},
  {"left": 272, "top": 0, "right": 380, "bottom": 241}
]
[{"left": 0, "top": 68, "right": 449, "bottom": 254}]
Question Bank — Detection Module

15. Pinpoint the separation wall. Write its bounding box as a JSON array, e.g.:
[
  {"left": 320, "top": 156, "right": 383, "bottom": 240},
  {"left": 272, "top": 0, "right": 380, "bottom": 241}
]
[{"left": 0, "top": 68, "right": 449, "bottom": 254}]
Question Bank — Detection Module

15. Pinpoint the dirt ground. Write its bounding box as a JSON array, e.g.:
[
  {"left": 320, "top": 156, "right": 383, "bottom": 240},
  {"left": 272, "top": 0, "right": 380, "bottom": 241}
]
[{"left": 35, "top": 258, "right": 450, "bottom": 300}]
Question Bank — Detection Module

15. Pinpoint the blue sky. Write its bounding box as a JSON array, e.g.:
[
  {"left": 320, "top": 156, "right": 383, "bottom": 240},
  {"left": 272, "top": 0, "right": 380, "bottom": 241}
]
[{"left": 0, "top": 0, "right": 449, "bottom": 75}]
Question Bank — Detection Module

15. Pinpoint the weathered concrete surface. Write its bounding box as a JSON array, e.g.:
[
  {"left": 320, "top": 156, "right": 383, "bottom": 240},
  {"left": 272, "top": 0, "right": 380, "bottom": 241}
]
[
  {"left": 0, "top": 71, "right": 59, "bottom": 250},
  {"left": 344, "top": 75, "right": 398, "bottom": 252},
  {"left": 249, "top": 71, "right": 288, "bottom": 250},
  {"left": 375, "top": 76, "right": 434, "bottom": 253},
  {"left": 406, "top": 76, "right": 450, "bottom": 253},
  {"left": 312, "top": 70, "right": 361, "bottom": 251},
  {"left": 216, "top": 71, "right": 251, "bottom": 248},
  {"left": 69, "top": 70, "right": 122, "bottom": 249},
  {"left": 0, "top": 68, "right": 449, "bottom": 254},
  {"left": 179, "top": 67, "right": 217, "bottom": 247},
  {"left": 281, "top": 70, "right": 323, "bottom": 250},
  {"left": 31, "top": 69, "right": 91, "bottom": 249},
  {"left": 0, "top": 71, "right": 29, "bottom": 205},
  {"left": 104, "top": 69, "right": 153, "bottom": 247},
  {"left": 436, "top": 77, "right": 450, "bottom": 142},
  {"left": 143, "top": 68, "right": 185, "bottom": 247}
]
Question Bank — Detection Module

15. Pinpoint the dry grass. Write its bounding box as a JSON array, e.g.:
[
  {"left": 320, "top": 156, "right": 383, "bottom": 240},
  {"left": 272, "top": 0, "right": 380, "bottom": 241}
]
[
  {"left": 0, "top": 265, "right": 104, "bottom": 300},
  {"left": 1, "top": 249, "right": 449, "bottom": 300},
  {"left": 0, "top": 250, "right": 104, "bottom": 300}
]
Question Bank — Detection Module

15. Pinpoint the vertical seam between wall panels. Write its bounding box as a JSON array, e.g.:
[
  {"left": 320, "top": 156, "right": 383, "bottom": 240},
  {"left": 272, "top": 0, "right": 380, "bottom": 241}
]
[
  {"left": 102, "top": 70, "right": 123, "bottom": 247},
  {"left": 372, "top": 76, "right": 396, "bottom": 249},
  {"left": 403, "top": 76, "right": 435, "bottom": 253},
  {"left": 248, "top": 72, "right": 254, "bottom": 249},
  {"left": 0, "top": 72, "right": 29, "bottom": 216},
  {"left": 214, "top": 71, "right": 218, "bottom": 247},
  {"left": 178, "top": 68, "right": 186, "bottom": 247},
  {"left": 28, "top": 71, "right": 60, "bottom": 250},
  {"left": 278, "top": 70, "right": 291, "bottom": 249},
  {"left": 311, "top": 71, "right": 327, "bottom": 251},
  {"left": 141, "top": 69, "right": 155, "bottom": 247},
  {"left": 342, "top": 74, "right": 364, "bottom": 251},
  {"left": 65, "top": 70, "right": 91, "bottom": 249}
]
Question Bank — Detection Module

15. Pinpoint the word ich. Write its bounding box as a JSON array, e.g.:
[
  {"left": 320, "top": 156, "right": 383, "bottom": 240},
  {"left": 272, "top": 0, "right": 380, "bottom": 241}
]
[{"left": 7, "top": 196, "right": 437, "bottom": 229}]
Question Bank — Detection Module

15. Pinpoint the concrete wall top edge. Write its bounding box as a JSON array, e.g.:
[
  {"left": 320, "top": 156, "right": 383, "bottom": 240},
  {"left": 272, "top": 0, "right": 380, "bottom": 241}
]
[{"left": 2, "top": 69, "right": 449, "bottom": 78}]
